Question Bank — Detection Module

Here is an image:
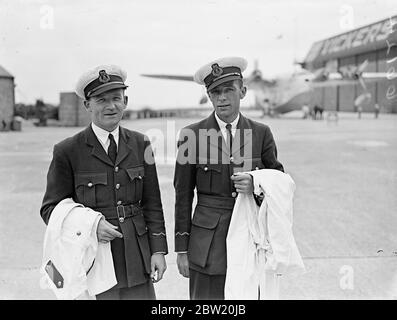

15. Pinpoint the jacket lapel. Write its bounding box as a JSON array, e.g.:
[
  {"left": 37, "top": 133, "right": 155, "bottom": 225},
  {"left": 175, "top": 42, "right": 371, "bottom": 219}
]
[
  {"left": 116, "top": 127, "right": 133, "bottom": 166},
  {"left": 84, "top": 125, "right": 115, "bottom": 167},
  {"left": 204, "top": 112, "right": 252, "bottom": 157},
  {"left": 205, "top": 112, "right": 230, "bottom": 159},
  {"left": 234, "top": 114, "right": 252, "bottom": 155}
]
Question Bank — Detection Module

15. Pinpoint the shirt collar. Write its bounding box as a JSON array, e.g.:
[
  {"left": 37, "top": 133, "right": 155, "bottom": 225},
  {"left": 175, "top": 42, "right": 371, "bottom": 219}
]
[
  {"left": 214, "top": 112, "right": 240, "bottom": 130},
  {"left": 91, "top": 122, "right": 119, "bottom": 146}
]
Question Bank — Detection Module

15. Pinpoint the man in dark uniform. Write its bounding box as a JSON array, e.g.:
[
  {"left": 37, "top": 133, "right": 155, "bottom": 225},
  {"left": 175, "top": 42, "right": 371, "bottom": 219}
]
[
  {"left": 174, "top": 57, "right": 284, "bottom": 300},
  {"left": 40, "top": 65, "right": 168, "bottom": 300}
]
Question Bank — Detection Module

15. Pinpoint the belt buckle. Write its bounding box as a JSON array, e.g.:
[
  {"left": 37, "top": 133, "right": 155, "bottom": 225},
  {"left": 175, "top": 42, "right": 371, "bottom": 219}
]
[{"left": 116, "top": 205, "right": 126, "bottom": 223}]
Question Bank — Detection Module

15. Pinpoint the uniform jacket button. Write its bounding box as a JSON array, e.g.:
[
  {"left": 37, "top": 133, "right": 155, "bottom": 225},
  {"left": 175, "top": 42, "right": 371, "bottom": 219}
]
[
  {"left": 117, "top": 200, "right": 122, "bottom": 205},
  {"left": 255, "top": 167, "right": 259, "bottom": 170},
  {"left": 232, "top": 192, "right": 237, "bottom": 198},
  {"left": 115, "top": 183, "right": 120, "bottom": 189},
  {"left": 87, "top": 182, "right": 93, "bottom": 187},
  {"left": 204, "top": 166, "right": 208, "bottom": 171},
  {"left": 115, "top": 166, "right": 119, "bottom": 172}
]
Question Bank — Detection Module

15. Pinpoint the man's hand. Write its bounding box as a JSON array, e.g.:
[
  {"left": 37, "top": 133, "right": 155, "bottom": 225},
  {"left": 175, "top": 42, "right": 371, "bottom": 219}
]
[
  {"left": 177, "top": 252, "right": 189, "bottom": 278},
  {"left": 150, "top": 253, "right": 167, "bottom": 283},
  {"left": 231, "top": 173, "right": 253, "bottom": 194},
  {"left": 96, "top": 216, "right": 123, "bottom": 244}
]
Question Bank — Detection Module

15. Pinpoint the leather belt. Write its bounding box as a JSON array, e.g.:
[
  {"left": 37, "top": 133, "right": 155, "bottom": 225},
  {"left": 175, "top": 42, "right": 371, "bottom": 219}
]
[
  {"left": 95, "top": 203, "right": 142, "bottom": 223},
  {"left": 197, "top": 193, "right": 235, "bottom": 210}
]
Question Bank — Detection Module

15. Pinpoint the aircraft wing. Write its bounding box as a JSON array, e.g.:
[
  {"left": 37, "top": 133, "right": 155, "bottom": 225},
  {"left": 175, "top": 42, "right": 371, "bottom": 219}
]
[
  {"left": 141, "top": 74, "right": 194, "bottom": 82},
  {"left": 361, "top": 72, "right": 388, "bottom": 79},
  {"left": 244, "top": 77, "right": 276, "bottom": 88},
  {"left": 141, "top": 73, "right": 277, "bottom": 87},
  {"left": 141, "top": 73, "right": 209, "bottom": 104}
]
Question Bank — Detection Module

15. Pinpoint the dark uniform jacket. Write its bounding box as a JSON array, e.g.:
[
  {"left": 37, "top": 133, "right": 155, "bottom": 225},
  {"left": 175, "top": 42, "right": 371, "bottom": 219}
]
[
  {"left": 174, "top": 112, "right": 283, "bottom": 275},
  {"left": 41, "top": 125, "right": 168, "bottom": 289}
]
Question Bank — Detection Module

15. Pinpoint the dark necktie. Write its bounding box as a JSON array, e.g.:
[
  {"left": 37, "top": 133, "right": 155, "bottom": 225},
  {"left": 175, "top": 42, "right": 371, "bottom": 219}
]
[
  {"left": 108, "top": 133, "right": 117, "bottom": 164},
  {"left": 226, "top": 123, "right": 233, "bottom": 155}
]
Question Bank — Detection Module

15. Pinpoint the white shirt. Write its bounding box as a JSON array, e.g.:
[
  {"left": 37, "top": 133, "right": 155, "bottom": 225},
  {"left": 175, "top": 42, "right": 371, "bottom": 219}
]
[
  {"left": 214, "top": 112, "right": 240, "bottom": 142},
  {"left": 91, "top": 123, "right": 119, "bottom": 153}
]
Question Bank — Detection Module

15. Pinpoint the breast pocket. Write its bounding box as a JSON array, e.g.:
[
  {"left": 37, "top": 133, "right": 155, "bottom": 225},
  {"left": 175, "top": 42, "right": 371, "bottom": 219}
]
[
  {"left": 126, "top": 165, "right": 145, "bottom": 201},
  {"left": 196, "top": 164, "right": 222, "bottom": 194},
  {"left": 74, "top": 172, "right": 107, "bottom": 207},
  {"left": 242, "top": 157, "right": 265, "bottom": 172}
]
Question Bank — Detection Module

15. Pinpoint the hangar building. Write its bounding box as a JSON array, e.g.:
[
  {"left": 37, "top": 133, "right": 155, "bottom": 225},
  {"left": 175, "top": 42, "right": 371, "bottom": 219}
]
[
  {"left": 0, "top": 65, "right": 15, "bottom": 130},
  {"left": 304, "top": 16, "right": 397, "bottom": 113},
  {"left": 58, "top": 92, "right": 90, "bottom": 126}
]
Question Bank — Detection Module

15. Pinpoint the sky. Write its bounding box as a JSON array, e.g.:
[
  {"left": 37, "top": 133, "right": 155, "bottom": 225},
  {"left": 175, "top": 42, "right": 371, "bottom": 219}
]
[{"left": 1, "top": 0, "right": 396, "bottom": 109}]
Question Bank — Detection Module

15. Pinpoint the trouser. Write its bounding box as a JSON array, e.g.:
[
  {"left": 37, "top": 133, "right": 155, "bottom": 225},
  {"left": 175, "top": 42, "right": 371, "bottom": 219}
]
[
  {"left": 189, "top": 269, "right": 226, "bottom": 300},
  {"left": 96, "top": 280, "right": 156, "bottom": 300}
]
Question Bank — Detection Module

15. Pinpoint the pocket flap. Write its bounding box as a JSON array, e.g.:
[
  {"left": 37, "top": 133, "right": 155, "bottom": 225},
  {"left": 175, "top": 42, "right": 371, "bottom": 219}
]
[
  {"left": 75, "top": 172, "right": 107, "bottom": 188},
  {"left": 196, "top": 164, "right": 221, "bottom": 173},
  {"left": 252, "top": 158, "right": 265, "bottom": 170},
  {"left": 191, "top": 207, "right": 221, "bottom": 229},
  {"left": 126, "top": 166, "right": 145, "bottom": 181},
  {"left": 243, "top": 158, "right": 265, "bottom": 171},
  {"left": 132, "top": 213, "right": 148, "bottom": 236}
]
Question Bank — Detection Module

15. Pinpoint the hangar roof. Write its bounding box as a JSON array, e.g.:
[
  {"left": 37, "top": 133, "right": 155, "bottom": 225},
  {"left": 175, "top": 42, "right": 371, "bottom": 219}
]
[
  {"left": 0, "top": 65, "right": 14, "bottom": 78},
  {"left": 304, "top": 16, "right": 397, "bottom": 70}
]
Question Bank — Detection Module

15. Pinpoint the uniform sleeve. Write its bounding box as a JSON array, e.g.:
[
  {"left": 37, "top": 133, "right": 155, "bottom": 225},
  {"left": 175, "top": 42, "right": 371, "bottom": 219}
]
[
  {"left": 142, "top": 138, "right": 168, "bottom": 255},
  {"left": 40, "top": 144, "right": 74, "bottom": 224},
  {"left": 173, "top": 128, "right": 196, "bottom": 252},
  {"left": 261, "top": 126, "right": 284, "bottom": 172}
]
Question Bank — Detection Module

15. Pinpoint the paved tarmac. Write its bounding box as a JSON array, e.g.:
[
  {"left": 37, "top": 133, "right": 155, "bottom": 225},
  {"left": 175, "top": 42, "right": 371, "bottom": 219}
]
[{"left": 0, "top": 111, "right": 396, "bottom": 299}]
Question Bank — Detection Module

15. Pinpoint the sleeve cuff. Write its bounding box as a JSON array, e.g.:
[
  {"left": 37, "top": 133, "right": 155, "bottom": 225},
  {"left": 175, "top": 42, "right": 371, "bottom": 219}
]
[
  {"left": 175, "top": 237, "right": 189, "bottom": 252},
  {"left": 149, "top": 238, "right": 168, "bottom": 255}
]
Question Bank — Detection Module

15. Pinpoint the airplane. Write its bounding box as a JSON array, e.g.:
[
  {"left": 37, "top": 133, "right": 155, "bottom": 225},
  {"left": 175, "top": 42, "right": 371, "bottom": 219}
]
[{"left": 141, "top": 59, "right": 387, "bottom": 117}]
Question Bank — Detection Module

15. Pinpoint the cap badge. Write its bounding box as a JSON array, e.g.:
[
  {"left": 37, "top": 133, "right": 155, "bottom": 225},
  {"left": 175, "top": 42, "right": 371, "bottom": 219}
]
[
  {"left": 211, "top": 63, "right": 223, "bottom": 77},
  {"left": 98, "top": 70, "right": 110, "bottom": 83}
]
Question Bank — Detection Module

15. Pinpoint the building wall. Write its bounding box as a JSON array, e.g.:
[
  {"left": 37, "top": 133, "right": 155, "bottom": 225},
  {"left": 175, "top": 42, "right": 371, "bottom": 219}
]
[
  {"left": 356, "top": 52, "right": 377, "bottom": 112},
  {"left": 339, "top": 84, "right": 356, "bottom": 112},
  {"left": 0, "top": 77, "right": 15, "bottom": 128},
  {"left": 377, "top": 47, "right": 397, "bottom": 113},
  {"left": 338, "top": 56, "right": 356, "bottom": 111},
  {"left": 310, "top": 87, "right": 324, "bottom": 108},
  {"left": 76, "top": 97, "right": 91, "bottom": 126},
  {"left": 323, "top": 86, "right": 337, "bottom": 111},
  {"left": 59, "top": 92, "right": 90, "bottom": 126}
]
